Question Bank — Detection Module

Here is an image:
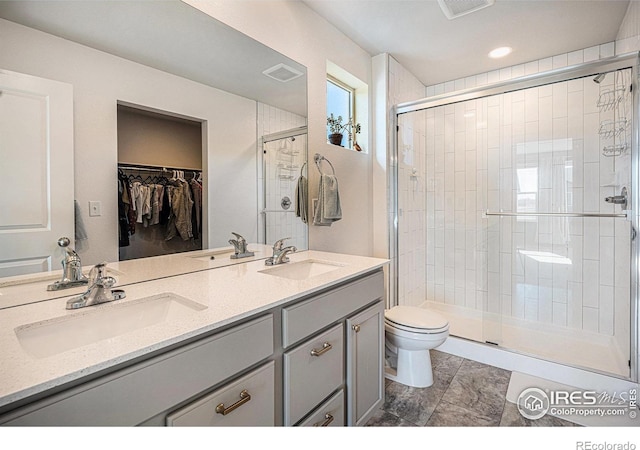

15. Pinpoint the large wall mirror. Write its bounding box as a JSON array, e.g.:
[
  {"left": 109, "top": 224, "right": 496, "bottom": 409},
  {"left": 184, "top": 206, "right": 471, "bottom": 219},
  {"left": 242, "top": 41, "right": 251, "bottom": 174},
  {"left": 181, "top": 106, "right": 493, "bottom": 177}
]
[{"left": 0, "top": 0, "right": 308, "bottom": 306}]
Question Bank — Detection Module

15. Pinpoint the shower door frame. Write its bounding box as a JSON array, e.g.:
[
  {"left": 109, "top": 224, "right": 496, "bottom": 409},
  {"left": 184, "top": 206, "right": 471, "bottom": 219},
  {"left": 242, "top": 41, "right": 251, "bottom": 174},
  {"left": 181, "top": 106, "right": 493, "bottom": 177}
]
[{"left": 391, "top": 52, "right": 640, "bottom": 382}]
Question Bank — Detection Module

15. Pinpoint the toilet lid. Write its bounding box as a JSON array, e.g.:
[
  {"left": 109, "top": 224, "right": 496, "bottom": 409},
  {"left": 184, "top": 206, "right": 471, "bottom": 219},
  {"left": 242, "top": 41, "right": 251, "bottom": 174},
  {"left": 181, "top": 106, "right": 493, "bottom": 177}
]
[{"left": 385, "top": 306, "right": 448, "bottom": 331}]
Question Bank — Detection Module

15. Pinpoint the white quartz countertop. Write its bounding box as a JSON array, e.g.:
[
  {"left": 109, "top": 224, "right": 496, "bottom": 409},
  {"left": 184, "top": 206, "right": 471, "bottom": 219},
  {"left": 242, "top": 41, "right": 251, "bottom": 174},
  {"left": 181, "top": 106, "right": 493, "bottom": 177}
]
[
  {"left": 0, "top": 250, "right": 387, "bottom": 410},
  {"left": 0, "top": 243, "right": 273, "bottom": 309}
]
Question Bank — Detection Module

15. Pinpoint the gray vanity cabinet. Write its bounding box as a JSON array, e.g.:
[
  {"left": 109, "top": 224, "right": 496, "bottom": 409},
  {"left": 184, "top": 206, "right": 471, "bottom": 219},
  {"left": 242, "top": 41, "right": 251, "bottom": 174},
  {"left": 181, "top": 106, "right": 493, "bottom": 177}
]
[
  {"left": 0, "top": 269, "right": 385, "bottom": 427},
  {"left": 281, "top": 270, "right": 384, "bottom": 426},
  {"left": 0, "top": 315, "right": 274, "bottom": 426}
]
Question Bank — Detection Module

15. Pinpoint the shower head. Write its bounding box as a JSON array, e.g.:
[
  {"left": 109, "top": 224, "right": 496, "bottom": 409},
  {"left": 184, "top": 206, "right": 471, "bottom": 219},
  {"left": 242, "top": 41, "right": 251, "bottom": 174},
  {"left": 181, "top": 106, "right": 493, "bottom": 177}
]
[{"left": 593, "top": 73, "right": 606, "bottom": 84}]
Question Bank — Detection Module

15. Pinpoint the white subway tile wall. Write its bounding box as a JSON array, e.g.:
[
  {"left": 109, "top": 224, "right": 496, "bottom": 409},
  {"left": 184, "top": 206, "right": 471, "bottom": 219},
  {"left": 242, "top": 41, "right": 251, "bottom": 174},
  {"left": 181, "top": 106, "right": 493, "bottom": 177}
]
[
  {"left": 257, "top": 102, "right": 308, "bottom": 251},
  {"left": 389, "top": 56, "right": 429, "bottom": 307}
]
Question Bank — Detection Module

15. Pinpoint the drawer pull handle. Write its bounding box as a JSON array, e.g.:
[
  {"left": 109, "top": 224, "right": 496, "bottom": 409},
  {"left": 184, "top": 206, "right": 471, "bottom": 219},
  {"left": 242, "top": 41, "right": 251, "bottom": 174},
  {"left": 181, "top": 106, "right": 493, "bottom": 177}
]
[
  {"left": 352, "top": 324, "right": 361, "bottom": 333},
  {"left": 310, "top": 342, "right": 332, "bottom": 357},
  {"left": 314, "top": 413, "right": 334, "bottom": 427},
  {"left": 215, "top": 389, "right": 251, "bottom": 416}
]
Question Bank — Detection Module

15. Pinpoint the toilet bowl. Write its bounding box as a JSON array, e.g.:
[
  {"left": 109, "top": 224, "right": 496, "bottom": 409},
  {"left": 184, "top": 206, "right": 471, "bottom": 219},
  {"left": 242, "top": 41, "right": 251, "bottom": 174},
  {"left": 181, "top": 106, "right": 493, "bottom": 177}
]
[{"left": 384, "top": 306, "right": 449, "bottom": 388}]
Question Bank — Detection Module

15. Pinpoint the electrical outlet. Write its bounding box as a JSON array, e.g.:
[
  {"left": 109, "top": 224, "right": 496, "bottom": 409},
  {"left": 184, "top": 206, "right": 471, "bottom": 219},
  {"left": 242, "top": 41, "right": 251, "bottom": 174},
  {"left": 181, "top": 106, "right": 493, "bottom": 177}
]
[{"left": 89, "top": 201, "right": 102, "bottom": 217}]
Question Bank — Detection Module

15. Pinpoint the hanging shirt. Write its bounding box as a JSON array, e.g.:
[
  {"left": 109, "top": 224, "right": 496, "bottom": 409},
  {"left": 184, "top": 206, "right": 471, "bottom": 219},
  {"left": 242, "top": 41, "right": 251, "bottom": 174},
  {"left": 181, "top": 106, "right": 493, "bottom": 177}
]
[{"left": 166, "top": 179, "right": 194, "bottom": 241}]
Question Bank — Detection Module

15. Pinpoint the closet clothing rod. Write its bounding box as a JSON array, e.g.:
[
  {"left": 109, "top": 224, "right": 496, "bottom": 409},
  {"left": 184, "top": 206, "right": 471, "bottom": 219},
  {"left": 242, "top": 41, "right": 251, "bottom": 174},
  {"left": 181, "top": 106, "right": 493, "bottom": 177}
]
[
  {"left": 484, "top": 210, "right": 629, "bottom": 218},
  {"left": 118, "top": 163, "right": 203, "bottom": 172}
]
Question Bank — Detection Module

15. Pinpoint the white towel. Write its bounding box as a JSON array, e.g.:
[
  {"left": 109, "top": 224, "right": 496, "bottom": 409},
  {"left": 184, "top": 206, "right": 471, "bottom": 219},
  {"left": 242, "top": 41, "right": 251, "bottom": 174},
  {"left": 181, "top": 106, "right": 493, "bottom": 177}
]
[
  {"left": 313, "top": 174, "right": 342, "bottom": 226},
  {"left": 295, "top": 175, "right": 308, "bottom": 224}
]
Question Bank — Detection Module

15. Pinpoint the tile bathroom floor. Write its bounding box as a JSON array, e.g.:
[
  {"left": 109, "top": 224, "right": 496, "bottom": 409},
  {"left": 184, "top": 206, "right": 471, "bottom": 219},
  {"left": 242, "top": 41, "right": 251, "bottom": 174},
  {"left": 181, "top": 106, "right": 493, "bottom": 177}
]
[{"left": 365, "top": 350, "right": 577, "bottom": 427}]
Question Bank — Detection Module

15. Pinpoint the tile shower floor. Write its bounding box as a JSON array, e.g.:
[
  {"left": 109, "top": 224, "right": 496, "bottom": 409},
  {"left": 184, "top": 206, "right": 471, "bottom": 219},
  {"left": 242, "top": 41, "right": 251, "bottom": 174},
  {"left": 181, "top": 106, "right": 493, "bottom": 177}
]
[{"left": 365, "top": 350, "right": 577, "bottom": 427}]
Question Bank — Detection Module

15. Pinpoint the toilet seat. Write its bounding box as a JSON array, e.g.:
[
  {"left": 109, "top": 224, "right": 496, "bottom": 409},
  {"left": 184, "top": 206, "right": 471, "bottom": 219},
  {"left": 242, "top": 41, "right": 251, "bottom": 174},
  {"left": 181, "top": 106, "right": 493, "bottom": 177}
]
[{"left": 385, "top": 306, "right": 449, "bottom": 335}]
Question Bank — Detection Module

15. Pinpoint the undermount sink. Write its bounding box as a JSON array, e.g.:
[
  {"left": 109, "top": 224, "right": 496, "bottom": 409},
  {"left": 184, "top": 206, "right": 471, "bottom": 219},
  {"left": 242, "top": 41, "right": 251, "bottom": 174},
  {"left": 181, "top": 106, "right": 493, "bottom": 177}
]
[
  {"left": 259, "top": 259, "right": 345, "bottom": 280},
  {"left": 15, "top": 293, "right": 206, "bottom": 359}
]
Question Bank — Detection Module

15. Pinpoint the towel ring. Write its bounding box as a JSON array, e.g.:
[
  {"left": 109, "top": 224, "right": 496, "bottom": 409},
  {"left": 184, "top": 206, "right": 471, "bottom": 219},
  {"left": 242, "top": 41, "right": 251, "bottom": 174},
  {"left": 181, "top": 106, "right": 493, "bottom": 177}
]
[
  {"left": 300, "top": 162, "right": 307, "bottom": 177},
  {"left": 314, "top": 153, "right": 335, "bottom": 175}
]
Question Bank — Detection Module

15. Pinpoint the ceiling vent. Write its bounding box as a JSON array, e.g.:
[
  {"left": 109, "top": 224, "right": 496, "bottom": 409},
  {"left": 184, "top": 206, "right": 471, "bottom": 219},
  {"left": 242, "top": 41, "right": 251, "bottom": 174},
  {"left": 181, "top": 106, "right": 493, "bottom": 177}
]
[
  {"left": 262, "top": 63, "right": 303, "bottom": 83},
  {"left": 437, "top": 0, "right": 494, "bottom": 20}
]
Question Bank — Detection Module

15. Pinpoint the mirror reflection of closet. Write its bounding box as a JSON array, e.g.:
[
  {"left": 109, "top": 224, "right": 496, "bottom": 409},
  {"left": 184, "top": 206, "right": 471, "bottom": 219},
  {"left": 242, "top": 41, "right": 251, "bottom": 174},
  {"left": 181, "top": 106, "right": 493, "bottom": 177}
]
[{"left": 117, "top": 104, "right": 203, "bottom": 261}]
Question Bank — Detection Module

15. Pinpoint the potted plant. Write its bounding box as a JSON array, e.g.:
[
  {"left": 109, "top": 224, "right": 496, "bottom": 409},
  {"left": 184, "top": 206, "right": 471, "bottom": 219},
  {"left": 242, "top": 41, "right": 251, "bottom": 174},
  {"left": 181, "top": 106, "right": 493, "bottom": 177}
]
[{"left": 327, "top": 114, "right": 361, "bottom": 148}]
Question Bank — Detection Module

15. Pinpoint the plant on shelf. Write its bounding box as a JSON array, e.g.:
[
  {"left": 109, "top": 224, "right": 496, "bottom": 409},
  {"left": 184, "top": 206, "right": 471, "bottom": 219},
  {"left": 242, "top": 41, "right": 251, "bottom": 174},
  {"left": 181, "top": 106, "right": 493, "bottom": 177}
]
[{"left": 327, "top": 113, "right": 361, "bottom": 149}]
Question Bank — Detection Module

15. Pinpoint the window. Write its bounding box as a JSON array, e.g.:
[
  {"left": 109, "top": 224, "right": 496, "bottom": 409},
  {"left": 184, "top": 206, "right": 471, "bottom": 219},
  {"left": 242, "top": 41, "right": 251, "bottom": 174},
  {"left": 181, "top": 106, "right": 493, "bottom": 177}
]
[
  {"left": 327, "top": 76, "right": 355, "bottom": 148},
  {"left": 326, "top": 61, "right": 368, "bottom": 152}
]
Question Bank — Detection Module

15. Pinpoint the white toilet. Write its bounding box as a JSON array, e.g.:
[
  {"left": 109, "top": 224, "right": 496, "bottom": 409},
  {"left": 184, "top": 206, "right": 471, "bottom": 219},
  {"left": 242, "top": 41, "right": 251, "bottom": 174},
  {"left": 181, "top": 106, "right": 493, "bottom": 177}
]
[{"left": 384, "top": 306, "right": 449, "bottom": 388}]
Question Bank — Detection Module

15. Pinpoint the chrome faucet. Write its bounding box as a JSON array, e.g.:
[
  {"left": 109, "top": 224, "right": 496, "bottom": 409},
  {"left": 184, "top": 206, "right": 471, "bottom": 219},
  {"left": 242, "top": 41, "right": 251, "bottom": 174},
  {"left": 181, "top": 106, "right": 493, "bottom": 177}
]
[
  {"left": 228, "top": 232, "right": 255, "bottom": 259},
  {"left": 65, "top": 263, "right": 126, "bottom": 310},
  {"left": 47, "top": 237, "right": 89, "bottom": 291},
  {"left": 265, "top": 238, "right": 297, "bottom": 266}
]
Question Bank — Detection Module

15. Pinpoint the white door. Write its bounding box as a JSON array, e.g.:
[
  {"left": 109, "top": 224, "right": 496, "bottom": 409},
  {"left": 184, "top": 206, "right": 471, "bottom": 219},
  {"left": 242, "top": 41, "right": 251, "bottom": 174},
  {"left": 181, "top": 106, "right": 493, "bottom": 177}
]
[{"left": 0, "top": 69, "right": 74, "bottom": 277}]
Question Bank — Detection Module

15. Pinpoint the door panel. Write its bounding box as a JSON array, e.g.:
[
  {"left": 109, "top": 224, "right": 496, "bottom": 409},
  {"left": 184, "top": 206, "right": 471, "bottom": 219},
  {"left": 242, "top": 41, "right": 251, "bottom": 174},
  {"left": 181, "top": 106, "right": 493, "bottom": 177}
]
[{"left": 0, "top": 69, "right": 74, "bottom": 277}]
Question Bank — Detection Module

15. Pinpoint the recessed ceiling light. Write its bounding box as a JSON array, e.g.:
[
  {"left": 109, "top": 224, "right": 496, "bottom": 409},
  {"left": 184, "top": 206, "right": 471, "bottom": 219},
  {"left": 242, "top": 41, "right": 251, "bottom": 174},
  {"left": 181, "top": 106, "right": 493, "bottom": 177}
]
[{"left": 488, "top": 47, "right": 512, "bottom": 59}]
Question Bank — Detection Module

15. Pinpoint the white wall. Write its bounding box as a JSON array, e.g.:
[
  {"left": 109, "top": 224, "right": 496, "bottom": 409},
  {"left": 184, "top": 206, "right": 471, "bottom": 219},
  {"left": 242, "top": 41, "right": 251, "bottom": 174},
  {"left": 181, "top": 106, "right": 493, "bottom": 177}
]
[
  {"left": 186, "top": 0, "right": 375, "bottom": 257},
  {"left": 616, "top": 0, "right": 640, "bottom": 54},
  {"left": 0, "top": 18, "right": 259, "bottom": 264},
  {"left": 372, "top": 54, "right": 428, "bottom": 307}
]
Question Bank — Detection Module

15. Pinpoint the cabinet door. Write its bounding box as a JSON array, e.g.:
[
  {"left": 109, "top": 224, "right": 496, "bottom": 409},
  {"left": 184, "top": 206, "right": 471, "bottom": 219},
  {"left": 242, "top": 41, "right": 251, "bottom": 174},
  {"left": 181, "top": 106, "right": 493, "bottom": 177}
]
[{"left": 346, "top": 301, "right": 384, "bottom": 426}]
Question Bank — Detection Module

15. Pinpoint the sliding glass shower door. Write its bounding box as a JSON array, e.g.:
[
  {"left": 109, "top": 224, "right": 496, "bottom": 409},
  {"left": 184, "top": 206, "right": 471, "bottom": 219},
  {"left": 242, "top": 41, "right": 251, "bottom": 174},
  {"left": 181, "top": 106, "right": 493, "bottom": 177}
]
[
  {"left": 395, "top": 57, "right": 637, "bottom": 379},
  {"left": 482, "top": 67, "right": 633, "bottom": 377}
]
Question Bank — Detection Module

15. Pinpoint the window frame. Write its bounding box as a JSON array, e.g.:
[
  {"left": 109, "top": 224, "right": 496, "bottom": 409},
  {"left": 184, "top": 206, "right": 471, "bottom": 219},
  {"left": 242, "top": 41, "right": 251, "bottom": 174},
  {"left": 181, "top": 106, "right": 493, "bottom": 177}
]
[{"left": 327, "top": 74, "right": 356, "bottom": 148}]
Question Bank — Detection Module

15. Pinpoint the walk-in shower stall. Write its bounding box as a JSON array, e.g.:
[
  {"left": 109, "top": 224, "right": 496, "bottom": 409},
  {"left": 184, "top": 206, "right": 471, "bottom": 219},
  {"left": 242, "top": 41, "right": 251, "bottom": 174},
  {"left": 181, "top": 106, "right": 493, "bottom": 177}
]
[{"left": 392, "top": 54, "right": 639, "bottom": 381}]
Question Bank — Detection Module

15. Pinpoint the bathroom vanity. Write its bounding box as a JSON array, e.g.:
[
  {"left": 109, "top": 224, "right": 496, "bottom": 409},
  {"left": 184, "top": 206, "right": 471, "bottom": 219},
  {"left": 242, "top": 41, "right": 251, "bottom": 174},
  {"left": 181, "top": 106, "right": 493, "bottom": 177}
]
[{"left": 0, "top": 251, "right": 387, "bottom": 426}]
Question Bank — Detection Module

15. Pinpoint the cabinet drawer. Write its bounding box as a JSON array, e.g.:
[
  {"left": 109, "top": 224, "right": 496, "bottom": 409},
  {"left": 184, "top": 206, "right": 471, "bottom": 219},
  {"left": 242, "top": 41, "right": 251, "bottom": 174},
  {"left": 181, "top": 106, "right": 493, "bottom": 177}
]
[
  {"left": 2, "top": 314, "right": 274, "bottom": 426},
  {"left": 282, "top": 270, "right": 383, "bottom": 347},
  {"left": 283, "top": 324, "right": 344, "bottom": 426},
  {"left": 297, "top": 389, "right": 344, "bottom": 427},
  {"left": 166, "top": 361, "right": 275, "bottom": 426}
]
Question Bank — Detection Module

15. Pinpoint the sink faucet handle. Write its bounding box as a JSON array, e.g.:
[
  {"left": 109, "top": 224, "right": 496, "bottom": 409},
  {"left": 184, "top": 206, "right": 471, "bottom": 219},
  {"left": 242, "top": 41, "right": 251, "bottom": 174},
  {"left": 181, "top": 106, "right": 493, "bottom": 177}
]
[
  {"left": 88, "top": 262, "right": 108, "bottom": 283},
  {"left": 231, "top": 232, "right": 246, "bottom": 243},
  {"left": 97, "top": 276, "right": 116, "bottom": 289},
  {"left": 273, "top": 237, "right": 291, "bottom": 250}
]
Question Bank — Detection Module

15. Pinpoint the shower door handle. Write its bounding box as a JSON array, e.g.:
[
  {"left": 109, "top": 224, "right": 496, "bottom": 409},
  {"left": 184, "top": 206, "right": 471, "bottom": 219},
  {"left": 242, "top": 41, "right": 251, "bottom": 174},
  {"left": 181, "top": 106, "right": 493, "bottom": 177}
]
[
  {"left": 605, "top": 187, "right": 628, "bottom": 208},
  {"left": 605, "top": 195, "right": 626, "bottom": 204}
]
